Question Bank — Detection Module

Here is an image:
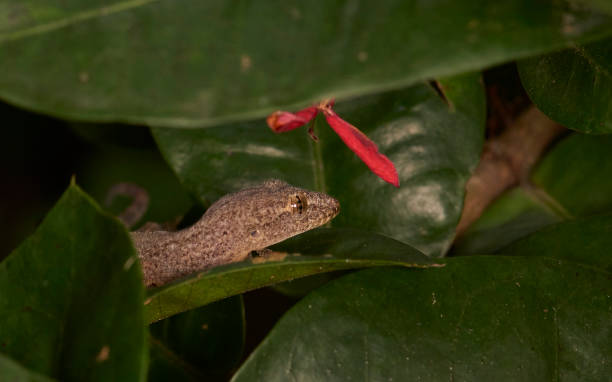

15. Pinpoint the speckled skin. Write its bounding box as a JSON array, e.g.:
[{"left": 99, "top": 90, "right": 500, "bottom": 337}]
[{"left": 132, "top": 180, "right": 340, "bottom": 287}]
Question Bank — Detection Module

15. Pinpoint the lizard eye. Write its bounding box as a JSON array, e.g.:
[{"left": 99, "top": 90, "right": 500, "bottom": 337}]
[
  {"left": 247, "top": 227, "right": 260, "bottom": 238},
  {"left": 290, "top": 194, "right": 308, "bottom": 214}
]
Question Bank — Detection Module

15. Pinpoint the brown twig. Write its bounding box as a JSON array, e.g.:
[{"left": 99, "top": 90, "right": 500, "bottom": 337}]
[{"left": 455, "top": 106, "right": 567, "bottom": 236}]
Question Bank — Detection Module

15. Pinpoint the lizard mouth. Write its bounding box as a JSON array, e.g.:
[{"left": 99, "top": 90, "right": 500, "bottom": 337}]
[
  {"left": 303, "top": 190, "right": 340, "bottom": 227},
  {"left": 321, "top": 195, "right": 340, "bottom": 222},
  {"left": 330, "top": 198, "right": 340, "bottom": 218}
]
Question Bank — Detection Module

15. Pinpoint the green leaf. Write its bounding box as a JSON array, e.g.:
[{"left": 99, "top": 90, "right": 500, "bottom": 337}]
[
  {"left": 0, "top": 1, "right": 610, "bottom": 126},
  {"left": 499, "top": 213, "right": 612, "bottom": 271},
  {"left": 144, "top": 228, "right": 438, "bottom": 323},
  {"left": 451, "top": 188, "right": 562, "bottom": 255},
  {"left": 531, "top": 133, "right": 612, "bottom": 216},
  {"left": 581, "top": 0, "right": 612, "bottom": 14},
  {"left": 588, "top": 0, "right": 612, "bottom": 14},
  {"left": 153, "top": 74, "right": 485, "bottom": 256},
  {"left": 0, "top": 184, "right": 148, "bottom": 381},
  {"left": 148, "top": 296, "right": 245, "bottom": 382},
  {"left": 234, "top": 257, "right": 612, "bottom": 381},
  {"left": 453, "top": 133, "right": 612, "bottom": 254},
  {"left": 0, "top": 354, "right": 55, "bottom": 382},
  {"left": 519, "top": 37, "right": 612, "bottom": 133}
]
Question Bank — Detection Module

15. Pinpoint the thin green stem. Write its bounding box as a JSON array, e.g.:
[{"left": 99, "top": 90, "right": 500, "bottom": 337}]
[
  {"left": 308, "top": 116, "right": 327, "bottom": 194},
  {"left": 522, "top": 183, "right": 574, "bottom": 220}
]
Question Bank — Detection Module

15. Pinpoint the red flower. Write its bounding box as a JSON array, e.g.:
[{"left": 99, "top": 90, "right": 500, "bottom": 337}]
[
  {"left": 267, "top": 100, "right": 399, "bottom": 187},
  {"left": 266, "top": 106, "right": 318, "bottom": 133}
]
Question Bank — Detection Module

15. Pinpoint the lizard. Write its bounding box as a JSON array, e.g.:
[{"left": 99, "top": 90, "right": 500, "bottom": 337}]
[{"left": 117, "top": 179, "right": 340, "bottom": 288}]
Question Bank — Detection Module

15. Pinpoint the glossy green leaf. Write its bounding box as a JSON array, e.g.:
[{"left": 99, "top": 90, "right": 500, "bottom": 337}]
[
  {"left": 451, "top": 188, "right": 562, "bottom": 255},
  {"left": 0, "top": 1, "right": 610, "bottom": 126},
  {"left": 0, "top": 184, "right": 148, "bottom": 381},
  {"left": 0, "top": 354, "right": 55, "bottom": 382},
  {"left": 234, "top": 257, "right": 612, "bottom": 381},
  {"left": 499, "top": 213, "right": 612, "bottom": 271},
  {"left": 144, "top": 228, "right": 438, "bottom": 323},
  {"left": 519, "top": 37, "right": 612, "bottom": 133},
  {"left": 531, "top": 133, "right": 612, "bottom": 216},
  {"left": 148, "top": 296, "right": 245, "bottom": 382},
  {"left": 153, "top": 74, "right": 485, "bottom": 256},
  {"left": 453, "top": 133, "right": 612, "bottom": 254}
]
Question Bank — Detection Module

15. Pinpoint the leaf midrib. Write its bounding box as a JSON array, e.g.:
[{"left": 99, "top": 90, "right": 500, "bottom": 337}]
[{"left": 0, "top": 0, "right": 160, "bottom": 44}]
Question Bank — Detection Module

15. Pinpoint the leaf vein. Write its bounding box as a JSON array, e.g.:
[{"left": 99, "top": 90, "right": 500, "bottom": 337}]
[
  {"left": 572, "top": 45, "right": 612, "bottom": 81},
  {"left": 0, "top": 0, "right": 161, "bottom": 44}
]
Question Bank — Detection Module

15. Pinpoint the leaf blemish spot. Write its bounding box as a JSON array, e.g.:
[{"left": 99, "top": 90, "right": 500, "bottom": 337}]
[
  {"left": 96, "top": 345, "right": 110, "bottom": 362},
  {"left": 241, "top": 54, "right": 252, "bottom": 72},
  {"left": 123, "top": 256, "right": 136, "bottom": 271}
]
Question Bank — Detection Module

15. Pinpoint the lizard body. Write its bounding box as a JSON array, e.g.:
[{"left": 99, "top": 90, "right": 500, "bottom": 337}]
[{"left": 131, "top": 179, "right": 340, "bottom": 287}]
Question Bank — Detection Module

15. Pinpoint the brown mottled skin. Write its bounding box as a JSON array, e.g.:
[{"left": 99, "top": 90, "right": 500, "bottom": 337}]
[{"left": 132, "top": 180, "right": 340, "bottom": 287}]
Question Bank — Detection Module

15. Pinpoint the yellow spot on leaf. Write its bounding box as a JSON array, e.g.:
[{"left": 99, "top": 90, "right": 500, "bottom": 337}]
[{"left": 241, "top": 54, "right": 252, "bottom": 72}]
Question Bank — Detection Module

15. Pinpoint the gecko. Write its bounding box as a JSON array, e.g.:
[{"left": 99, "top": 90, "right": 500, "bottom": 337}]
[{"left": 125, "top": 179, "right": 340, "bottom": 287}]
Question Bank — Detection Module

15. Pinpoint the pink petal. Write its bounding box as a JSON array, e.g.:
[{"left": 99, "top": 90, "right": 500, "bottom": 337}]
[
  {"left": 267, "top": 106, "right": 318, "bottom": 133},
  {"left": 323, "top": 108, "right": 399, "bottom": 187}
]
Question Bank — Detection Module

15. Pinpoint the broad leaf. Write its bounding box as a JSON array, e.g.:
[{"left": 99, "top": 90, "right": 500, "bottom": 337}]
[
  {"left": 234, "top": 257, "right": 612, "bottom": 381},
  {"left": 519, "top": 37, "right": 612, "bottom": 133},
  {"left": 499, "top": 212, "right": 612, "bottom": 271},
  {"left": 531, "top": 133, "right": 612, "bottom": 216},
  {"left": 148, "top": 296, "right": 245, "bottom": 382},
  {"left": 153, "top": 73, "right": 485, "bottom": 256},
  {"left": 144, "top": 228, "right": 437, "bottom": 323},
  {"left": 0, "top": 184, "right": 147, "bottom": 381},
  {"left": 0, "top": 1, "right": 610, "bottom": 125},
  {"left": 451, "top": 188, "right": 562, "bottom": 255}
]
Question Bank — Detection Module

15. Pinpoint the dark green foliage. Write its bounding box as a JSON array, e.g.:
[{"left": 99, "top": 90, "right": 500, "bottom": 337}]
[
  {"left": 1, "top": 1, "right": 611, "bottom": 381},
  {"left": 235, "top": 258, "right": 611, "bottom": 381},
  {"left": 0, "top": 185, "right": 147, "bottom": 381}
]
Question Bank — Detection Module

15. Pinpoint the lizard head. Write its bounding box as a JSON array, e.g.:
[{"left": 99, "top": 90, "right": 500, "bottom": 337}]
[{"left": 203, "top": 179, "right": 340, "bottom": 252}]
